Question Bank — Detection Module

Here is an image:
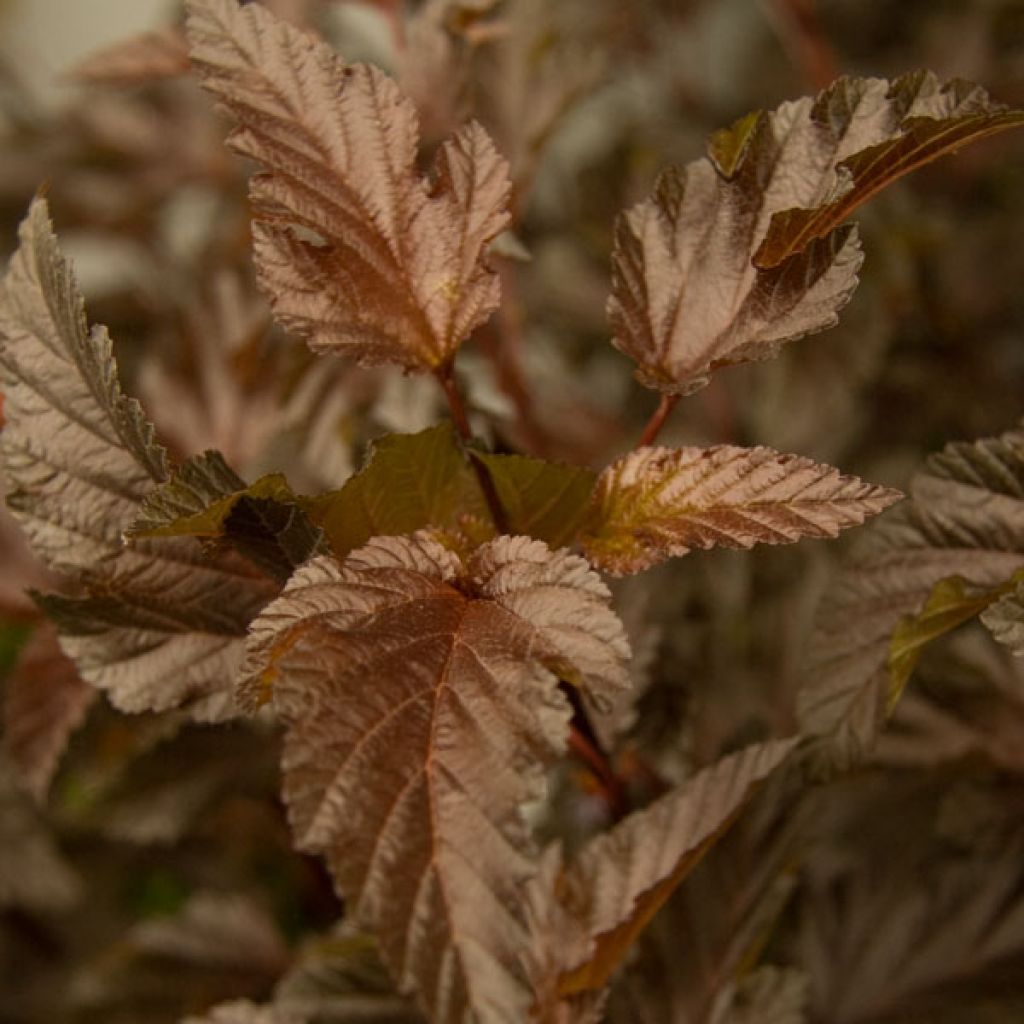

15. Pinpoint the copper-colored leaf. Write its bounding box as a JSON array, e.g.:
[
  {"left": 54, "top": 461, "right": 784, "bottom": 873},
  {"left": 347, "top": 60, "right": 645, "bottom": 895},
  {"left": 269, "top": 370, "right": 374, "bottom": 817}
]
[
  {"left": 3, "top": 623, "right": 94, "bottom": 803},
  {"left": 0, "top": 199, "right": 275, "bottom": 720},
  {"left": 578, "top": 445, "right": 901, "bottom": 576},
  {"left": 609, "top": 72, "right": 1024, "bottom": 396},
  {"left": 186, "top": 0, "right": 511, "bottom": 371},
  {"left": 242, "top": 533, "right": 631, "bottom": 1023},
  {"left": 799, "top": 426, "right": 1024, "bottom": 763},
  {"left": 547, "top": 740, "right": 797, "bottom": 1000},
  {"left": 754, "top": 72, "right": 1024, "bottom": 268}
]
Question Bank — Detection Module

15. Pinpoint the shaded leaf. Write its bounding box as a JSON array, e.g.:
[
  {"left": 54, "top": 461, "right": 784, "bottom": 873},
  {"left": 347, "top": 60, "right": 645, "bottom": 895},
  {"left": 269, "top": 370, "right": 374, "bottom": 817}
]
[
  {"left": 609, "top": 72, "right": 1024, "bottom": 396},
  {"left": 129, "top": 451, "right": 322, "bottom": 583},
  {"left": 888, "top": 574, "right": 1019, "bottom": 712},
  {"left": 530, "top": 739, "right": 796, "bottom": 1009},
  {"left": 274, "top": 924, "right": 423, "bottom": 1022},
  {"left": 0, "top": 199, "right": 275, "bottom": 719},
  {"left": 799, "top": 426, "right": 1024, "bottom": 763},
  {"left": 242, "top": 533, "right": 631, "bottom": 1023},
  {"left": 130, "top": 890, "right": 289, "bottom": 975},
  {"left": 0, "top": 753, "right": 80, "bottom": 912},
  {"left": 981, "top": 577, "right": 1024, "bottom": 655},
  {"left": 2, "top": 623, "right": 95, "bottom": 803},
  {"left": 715, "top": 967, "right": 807, "bottom": 1024},
  {"left": 472, "top": 452, "right": 596, "bottom": 549},
  {"left": 186, "top": 0, "right": 511, "bottom": 371},
  {"left": 183, "top": 1001, "right": 302, "bottom": 1024},
  {"left": 70, "top": 26, "right": 191, "bottom": 86},
  {"left": 754, "top": 72, "right": 1024, "bottom": 268},
  {"left": 578, "top": 445, "right": 900, "bottom": 576},
  {"left": 307, "top": 424, "right": 492, "bottom": 559}
]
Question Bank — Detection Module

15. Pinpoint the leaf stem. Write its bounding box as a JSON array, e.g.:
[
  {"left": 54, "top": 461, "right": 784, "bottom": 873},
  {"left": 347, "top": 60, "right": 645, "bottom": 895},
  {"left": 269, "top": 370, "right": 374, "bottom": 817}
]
[
  {"left": 562, "top": 684, "right": 631, "bottom": 821},
  {"left": 434, "top": 361, "right": 510, "bottom": 534},
  {"left": 636, "top": 393, "right": 680, "bottom": 449}
]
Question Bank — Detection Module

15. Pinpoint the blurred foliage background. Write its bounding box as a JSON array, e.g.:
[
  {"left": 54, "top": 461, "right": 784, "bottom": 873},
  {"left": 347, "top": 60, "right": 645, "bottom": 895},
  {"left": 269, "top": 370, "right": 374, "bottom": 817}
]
[{"left": 3, "top": 1, "right": 1024, "bottom": 1021}]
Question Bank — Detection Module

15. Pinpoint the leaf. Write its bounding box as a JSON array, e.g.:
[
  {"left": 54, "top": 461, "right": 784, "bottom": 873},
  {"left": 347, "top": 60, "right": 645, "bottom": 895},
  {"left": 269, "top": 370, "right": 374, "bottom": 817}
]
[
  {"left": 307, "top": 424, "right": 493, "bottom": 559},
  {"left": 799, "top": 426, "right": 1024, "bottom": 763},
  {"left": 242, "top": 533, "right": 631, "bottom": 1023},
  {"left": 3, "top": 623, "right": 95, "bottom": 803},
  {"left": 182, "top": 1002, "right": 302, "bottom": 1024},
  {"left": 578, "top": 445, "right": 901, "bottom": 576},
  {"left": 0, "top": 752, "right": 80, "bottom": 912},
  {"left": 887, "top": 574, "right": 1020, "bottom": 713},
  {"left": 471, "top": 452, "right": 597, "bottom": 549},
  {"left": 715, "top": 967, "right": 807, "bottom": 1024},
  {"left": 0, "top": 199, "right": 275, "bottom": 719},
  {"left": 754, "top": 72, "right": 1024, "bottom": 268},
  {"left": 70, "top": 26, "right": 191, "bottom": 86},
  {"left": 274, "top": 924, "right": 423, "bottom": 1022},
  {"left": 530, "top": 739, "right": 796, "bottom": 1008},
  {"left": 186, "top": 0, "right": 511, "bottom": 371},
  {"left": 130, "top": 890, "right": 289, "bottom": 975},
  {"left": 609, "top": 72, "right": 1024, "bottom": 396},
  {"left": 128, "top": 451, "right": 322, "bottom": 583},
  {"left": 981, "top": 577, "right": 1024, "bottom": 655}
]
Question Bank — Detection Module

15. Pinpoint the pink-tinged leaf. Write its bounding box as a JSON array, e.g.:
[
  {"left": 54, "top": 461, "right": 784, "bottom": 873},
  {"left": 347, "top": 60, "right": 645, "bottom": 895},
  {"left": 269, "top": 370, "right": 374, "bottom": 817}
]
[
  {"left": 0, "top": 199, "right": 276, "bottom": 720},
  {"left": 186, "top": 0, "right": 511, "bottom": 371},
  {"left": 242, "top": 533, "right": 630, "bottom": 1023},
  {"left": 3, "top": 624, "right": 95, "bottom": 803},
  {"left": 578, "top": 445, "right": 901, "bottom": 576},
  {"left": 609, "top": 72, "right": 1024, "bottom": 396}
]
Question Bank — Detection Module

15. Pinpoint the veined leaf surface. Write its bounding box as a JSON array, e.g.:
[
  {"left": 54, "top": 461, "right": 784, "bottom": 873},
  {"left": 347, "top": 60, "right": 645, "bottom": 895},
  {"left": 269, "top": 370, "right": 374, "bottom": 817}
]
[
  {"left": 799, "top": 427, "right": 1024, "bottom": 762},
  {"left": 578, "top": 445, "right": 900, "bottom": 576},
  {"left": 610, "top": 72, "right": 1023, "bottom": 395},
  {"left": 242, "top": 533, "right": 631, "bottom": 1024},
  {"left": 0, "top": 199, "right": 275, "bottom": 720},
  {"left": 186, "top": 0, "right": 511, "bottom": 371}
]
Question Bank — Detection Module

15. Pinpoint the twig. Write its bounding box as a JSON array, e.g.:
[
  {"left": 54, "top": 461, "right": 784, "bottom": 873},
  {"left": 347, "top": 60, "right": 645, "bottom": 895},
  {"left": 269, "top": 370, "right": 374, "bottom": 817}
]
[
  {"left": 636, "top": 393, "right": 680, "bottom": 449},
  {"left": 434, "top": 360, "right": 510, "bottom": 533}
]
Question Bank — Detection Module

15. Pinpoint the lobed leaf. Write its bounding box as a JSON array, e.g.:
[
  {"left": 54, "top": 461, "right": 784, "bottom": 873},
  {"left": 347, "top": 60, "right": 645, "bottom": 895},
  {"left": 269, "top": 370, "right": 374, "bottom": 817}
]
[
  {"left": 799, "top": 426, "right": 1024, "bottom": 762},
  {"left": 242, "top": 533, "right": 630, "bottom": 1023},
  {"left": 186, "top": 0, "right": 511, "bottom": 371},
  {"left": 609, "top": 72, "right": 1023, "bottom": 396},
  {"left": 578, "top": 445, "right": 901, "bottom": 576},
  {"left": 0, "top": 199, "right": 275, "bottom": 719}
]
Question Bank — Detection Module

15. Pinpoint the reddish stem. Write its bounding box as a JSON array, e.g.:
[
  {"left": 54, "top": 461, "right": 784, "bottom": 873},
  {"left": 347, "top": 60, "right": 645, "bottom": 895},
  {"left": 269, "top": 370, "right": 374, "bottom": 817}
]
[
  {"left": 636, "top": 393, "right": 680, "bottom": 449},
  {"left": 434, "top": 361, "right": 510, "bottom": 534}
]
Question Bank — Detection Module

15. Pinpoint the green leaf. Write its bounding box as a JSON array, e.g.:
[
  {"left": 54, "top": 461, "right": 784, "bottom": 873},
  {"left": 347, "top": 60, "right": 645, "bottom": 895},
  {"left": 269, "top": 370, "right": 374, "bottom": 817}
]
[
  {"left": 128, "top": 452, "right": 322, "bottom": 584},
  {"left": 471, "top": 452, "right": 596, "bottom": 549},
  {"left": 887, "top": 574, "right": 1019, "bottom": 713},
  {"left": 306, "top": 423, "right": 493, "bottom": 559}
]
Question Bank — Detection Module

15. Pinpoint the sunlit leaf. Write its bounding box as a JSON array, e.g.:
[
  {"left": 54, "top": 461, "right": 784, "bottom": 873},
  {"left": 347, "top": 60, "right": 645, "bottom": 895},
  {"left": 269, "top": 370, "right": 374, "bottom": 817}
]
[
  {"left": 610, "top": 72, "right": 1024, "bottom": 396},
  {"left": 186, "top": 0, "right": 511, "bottom": 371},
  {"left": 980, "top": 576, "right": 1024, "bottom": 655},
  {"left": 242, "top": 533, "right": 631, "bottom": 1023},
  {"left": 578, "top": 445, "right": 900, "bottom": 576}
]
